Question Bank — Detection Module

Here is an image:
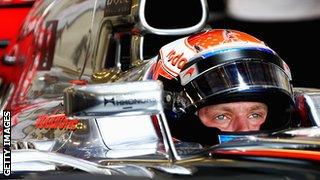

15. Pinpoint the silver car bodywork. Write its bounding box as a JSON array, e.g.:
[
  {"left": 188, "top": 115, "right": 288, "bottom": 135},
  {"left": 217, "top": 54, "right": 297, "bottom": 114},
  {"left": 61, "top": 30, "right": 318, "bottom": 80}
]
[
  {"left": 0, "top": 0, "right": 209, "bottom": 176},
  {"left": 2, "top": 0, "right": 320, "bottom": 178}
]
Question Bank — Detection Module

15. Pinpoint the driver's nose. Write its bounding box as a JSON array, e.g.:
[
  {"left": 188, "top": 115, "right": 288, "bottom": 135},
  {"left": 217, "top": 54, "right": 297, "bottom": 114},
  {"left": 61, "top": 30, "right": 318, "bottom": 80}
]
[{"left": 232, "top": 116, "right": 251, "bottom": 131}]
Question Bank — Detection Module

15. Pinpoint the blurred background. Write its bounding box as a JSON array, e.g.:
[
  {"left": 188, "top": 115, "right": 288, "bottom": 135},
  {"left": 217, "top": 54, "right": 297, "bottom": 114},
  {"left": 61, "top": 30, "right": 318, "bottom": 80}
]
[{"left": 208, "top": 0, "right": 320, "bottom": 88}]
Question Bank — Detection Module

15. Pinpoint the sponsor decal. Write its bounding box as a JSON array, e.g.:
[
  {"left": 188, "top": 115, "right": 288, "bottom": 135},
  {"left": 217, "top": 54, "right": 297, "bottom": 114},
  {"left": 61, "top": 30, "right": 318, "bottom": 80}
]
[
  {"left": 104, "top": 0, "right": 132, "bottom": 17},
  {"left": 154, "top": 38, "right": 196, "bottom": 80},
  {"left": 157, "top": 49, "right": 188, "bottom": 78},
  {"left": 166, "top": 50, "right": 188, "bottom": 70},
  {"left": 35, "top": 114, "right": 79, "bottom": 131},
  {"left": 180, "top": 65, "right": 199, "bottom": 85},
  {"left": 104, "top": 97, "right": 157, "bottom": 106},
  {"left": 2, "top": 110, "right": 11, "bottom": 177},
  {"left": 183, "top": 67, "right": 195, "bottom": 78}
]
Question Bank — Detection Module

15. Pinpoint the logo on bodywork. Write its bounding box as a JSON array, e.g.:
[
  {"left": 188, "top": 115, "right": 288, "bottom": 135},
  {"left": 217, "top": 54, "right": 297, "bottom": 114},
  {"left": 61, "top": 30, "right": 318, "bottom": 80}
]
[
  {"left": 104, "top": 0, "right": 132, "bottom": 17},
  {"left": 104, "top": 97, "right": 157, "bottom": 106},
  {"left": 35, "top": 114, "right": 79, "bottom": 130}
]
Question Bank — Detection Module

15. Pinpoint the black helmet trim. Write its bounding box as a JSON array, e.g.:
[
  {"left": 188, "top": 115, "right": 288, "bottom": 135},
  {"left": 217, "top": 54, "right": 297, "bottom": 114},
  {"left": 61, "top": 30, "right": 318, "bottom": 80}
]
[
  {"left": 182, "top": 60, "right": 293, "bottom": 110},
  {"left": 181, "top": 47, "right": 283, "bottom": 71}
]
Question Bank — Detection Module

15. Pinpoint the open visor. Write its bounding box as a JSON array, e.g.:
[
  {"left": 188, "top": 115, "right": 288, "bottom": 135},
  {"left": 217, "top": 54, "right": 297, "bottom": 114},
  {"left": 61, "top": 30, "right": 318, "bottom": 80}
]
[{"left": 183, "top": 60, "right": 292, "bottom": 105}]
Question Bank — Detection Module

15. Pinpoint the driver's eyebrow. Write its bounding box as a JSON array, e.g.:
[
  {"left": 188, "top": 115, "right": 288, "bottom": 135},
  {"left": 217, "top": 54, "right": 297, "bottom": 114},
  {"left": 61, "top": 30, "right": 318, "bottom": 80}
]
[
  {"left": 249, "top": 104, "right": 268, "bottom": 111},
  {"left": 214, "top": 106, "right": 233, "bottom": 112},
  {"left": 214, "top": 104, "right": 267, "bottom": 112}
]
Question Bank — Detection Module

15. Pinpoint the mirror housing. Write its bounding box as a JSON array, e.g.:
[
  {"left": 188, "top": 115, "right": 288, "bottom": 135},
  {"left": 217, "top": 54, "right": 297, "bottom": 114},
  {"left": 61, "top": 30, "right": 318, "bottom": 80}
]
[{"left": 138, "top": 0, "right": 209, "bottom": 35}]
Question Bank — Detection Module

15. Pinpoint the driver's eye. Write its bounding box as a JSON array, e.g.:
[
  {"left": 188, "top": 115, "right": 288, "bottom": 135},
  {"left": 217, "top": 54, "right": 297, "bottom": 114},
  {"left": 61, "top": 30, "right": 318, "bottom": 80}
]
[
  {"left": 215, "top": 114, "right": 227, "bottom": 121},
  {"left": 249, "top": 113, "right": 262, "bottom": 119}
]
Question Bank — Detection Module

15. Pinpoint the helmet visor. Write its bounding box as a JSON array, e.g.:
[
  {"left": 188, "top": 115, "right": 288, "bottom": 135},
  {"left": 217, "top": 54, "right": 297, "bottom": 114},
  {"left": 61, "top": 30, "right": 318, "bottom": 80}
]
[{"left": 185, "top": 60, "right": 292, "bottom": 102}]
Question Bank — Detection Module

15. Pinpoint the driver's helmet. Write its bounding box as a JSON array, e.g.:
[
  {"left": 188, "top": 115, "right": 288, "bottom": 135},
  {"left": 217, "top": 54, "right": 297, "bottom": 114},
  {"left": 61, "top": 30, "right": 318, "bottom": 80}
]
[{"left": 152, "top": 29, "right": 297, "bottom": 145}]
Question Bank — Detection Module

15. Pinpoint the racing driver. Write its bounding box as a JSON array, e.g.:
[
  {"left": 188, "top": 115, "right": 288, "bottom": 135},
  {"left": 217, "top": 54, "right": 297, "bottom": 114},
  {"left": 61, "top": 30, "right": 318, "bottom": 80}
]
[{"left": 152, "top": 29, "right": 299, "bottom": 145}]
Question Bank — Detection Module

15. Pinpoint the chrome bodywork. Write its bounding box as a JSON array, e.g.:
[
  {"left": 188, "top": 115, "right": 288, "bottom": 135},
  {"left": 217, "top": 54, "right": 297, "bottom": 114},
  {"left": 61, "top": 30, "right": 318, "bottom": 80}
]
[
  {"left": 0, "top": 0, "right": 208, "bottom": 176},
  {"left": 2, "top": 0, "right": 320, "bottom": 178},
  {"left": 0, "top": 81, "right": 14, "bottom": 114},
  {"left": 0, "top": 0, "right": 208, "bottom": 106}
]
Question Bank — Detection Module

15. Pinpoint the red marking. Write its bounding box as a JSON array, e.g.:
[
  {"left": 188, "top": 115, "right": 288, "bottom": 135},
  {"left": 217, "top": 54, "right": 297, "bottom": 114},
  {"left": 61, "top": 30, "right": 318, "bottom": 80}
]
[
  {"left": 166, "top": 50, "right": 187, "bottom": 69},
  {"left": 131, "top": 27, "right": 141, "bottom": 35},
  {"left": 184, "top": 38, "right": 197, "bottom": 52},
  {"left": 152, "top": 59, "right": 169, "bottom": 80},
  {"left": 183, "top": 67, "right": 195, "bottom": 77},
  {"left": 213, "top": 149, "right": 320, "bottom": 161},
  {"left": 296, "top": 95, "right": 311, "bottom": 127},
  {"left": 153, "top": 50, "right": 176, "bottom": 80},
  {"left": 69, "top": 79, "right": 88, "bottom": 85},
  {"left": 35, "top": 114, "right": 79, "bottom": 131}
]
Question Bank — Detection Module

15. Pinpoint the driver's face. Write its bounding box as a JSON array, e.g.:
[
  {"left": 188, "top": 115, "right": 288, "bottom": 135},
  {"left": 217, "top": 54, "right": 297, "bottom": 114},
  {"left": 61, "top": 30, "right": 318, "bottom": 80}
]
[{"left": 198, "top": 102, "right": 268, "bottom": 132}]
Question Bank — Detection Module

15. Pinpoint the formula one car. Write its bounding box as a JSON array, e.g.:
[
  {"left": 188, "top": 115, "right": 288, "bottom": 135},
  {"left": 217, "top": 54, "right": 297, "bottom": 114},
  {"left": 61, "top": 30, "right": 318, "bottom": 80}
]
[{"left": 1, "top": 0, "right": 320, "bottom": 179}]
